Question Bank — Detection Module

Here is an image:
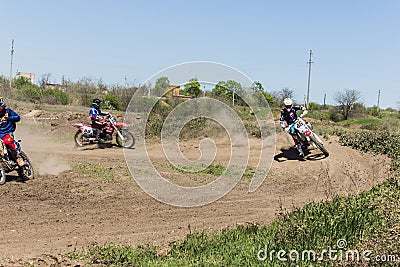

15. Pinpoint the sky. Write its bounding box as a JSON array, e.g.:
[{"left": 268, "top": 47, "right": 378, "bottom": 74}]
[{"left": 0, "top": 0, "right": 399, "bottom": 108}]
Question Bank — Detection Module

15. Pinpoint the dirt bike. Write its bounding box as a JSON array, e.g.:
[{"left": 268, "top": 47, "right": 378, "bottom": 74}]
[
  {"left": 73, "top": 113, "right": 135, "bottom": 148},
  {"left": 0, "top": 139, "right": 35, "bottom": 185},
  {"left": 290, "top": 117, "right": 329, "bottom": 157}
]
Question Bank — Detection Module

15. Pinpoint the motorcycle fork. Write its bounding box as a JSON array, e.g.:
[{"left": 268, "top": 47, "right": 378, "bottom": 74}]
[{"left": 113, "top": 125, "right": 125, "bottom": 141}]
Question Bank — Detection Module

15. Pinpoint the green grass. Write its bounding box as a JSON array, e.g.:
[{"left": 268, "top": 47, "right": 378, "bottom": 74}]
[
  {"left": 338, "top": 117, "right": 383, "bottom": 127},
  {"left": 73, "top": 162, "right": 117, "bottom": 183},
  {"left": 164, "top": 163, "right": 257, "bottom": 181},
  {"left": 162, "top": 163, "right": 226, "bottom": 176},
  {"left": 65, "top": 129, "right": 400, "bottom": 266},
  {"left": 67, "top": 178, "right": 399, "bottom": 266},
  {"left": 338, "top": 130, "right": 400, "bottom": 171}
]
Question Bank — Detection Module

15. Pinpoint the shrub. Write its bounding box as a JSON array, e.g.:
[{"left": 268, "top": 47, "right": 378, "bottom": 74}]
[
  {"left": 16, "top": 84, "right": 41, "bottom": 101},
  {"left": 329, "top": 107, "right": 344, "bottom": 122},
  {"left": 52, "top": 89, "right": 69, "bottom": 105},
  {"left": 338, "top": 130, "right": 400, "bottom": 171},
  {"left": 15, "top": 84, "right": 69, "bottom": 105},
  {"left": 308, "top": 102, "right": 323, "bottom": 110},
  {"left": 102, "top": 93, "right": 121, "bottom": 110}
]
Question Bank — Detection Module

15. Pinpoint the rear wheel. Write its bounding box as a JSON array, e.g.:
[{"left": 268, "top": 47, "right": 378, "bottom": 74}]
[
  {"left": 0, "top": 165, "right": 6, "bottom": 185},
  {"left": 310, "top": 133, "right": 329, "bottom": 157},
  {"left": 18, "top": 151, "right": 35, "bottom": 180},
  {"left": 116, "top": 129, "right": 135, "bottom": 148},
  {"left": 74, "top": 129, "right": 90, "bottom": 146}
]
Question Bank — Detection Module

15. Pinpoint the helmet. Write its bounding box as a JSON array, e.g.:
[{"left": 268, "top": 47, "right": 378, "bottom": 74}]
[
  {"left": 283, "top": 98, "right": 293, "bottom": 111},
  {"left": 0, "top": 97, "right": 6, "bottom": 115},
  {"left": 92, "top": 98, "right": 101, "bottom": 109}
]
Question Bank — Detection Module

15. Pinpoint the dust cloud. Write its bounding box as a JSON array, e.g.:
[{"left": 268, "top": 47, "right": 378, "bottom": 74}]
[{"left": 14, "top": 122, "right": 71, "bottom": 176}]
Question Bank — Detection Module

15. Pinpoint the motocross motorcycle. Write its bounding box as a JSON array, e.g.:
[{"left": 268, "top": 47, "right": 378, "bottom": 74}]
[
  {"left": 0, "top": 139, "right": 35, "bottom": 185},
  {"left": 73, "top": 113, "right": 135, "bottom": 148},
  {"left": 290, "top": 117, "right": 329, "bottom": 157}
]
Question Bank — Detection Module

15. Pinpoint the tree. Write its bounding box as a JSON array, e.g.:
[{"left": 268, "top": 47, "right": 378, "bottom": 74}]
[
  {"left": 153, "top": 76, "right": 170, "bottom": 97},
  {"left": 397, "top": 98, "right": 400, "bottom": 118},
  {"left": 102, "top": 93, "right": 121, "bottom": 110},
  {"left": 0, "top": 75, "right": 8, "bottom": 95},
  {"left": 212, "top": 80, "right": 242, "bottom": 105},
  {"left": 271, "top": 87, "right": 294, "bottom": 106},
  {"left": 251, "top": 81, "right": 274, "bottom": 105},
  {"left": 184, "top": 78, "right": 202, "bottom": 98},
  {"left": 13, "top": 76, "right": 32, "bottom": 89},
  {"left": 334, "top": 89, "right": 362, "bottom": 120},
  {"left": 39, "top": 73, "right": 52, "bottom": 88},
  {"left": 212, "top": 81, "right": 230, "bottom": 97}
]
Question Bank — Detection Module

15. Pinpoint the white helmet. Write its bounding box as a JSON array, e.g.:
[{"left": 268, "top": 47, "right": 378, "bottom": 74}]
[{"left": 283, "top": 98, "right": 293, "bottom": 110}]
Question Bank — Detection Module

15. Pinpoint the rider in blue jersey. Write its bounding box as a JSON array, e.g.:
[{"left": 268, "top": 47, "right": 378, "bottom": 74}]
[
  {"left": 0, "top": 97, "right": 25, "bottom": 167},
  {"left": 279, "top": 98, "right": 308, "bottom": 157},
  {"left": 89, "top": 98, "right": 109, "bottom": 141}
]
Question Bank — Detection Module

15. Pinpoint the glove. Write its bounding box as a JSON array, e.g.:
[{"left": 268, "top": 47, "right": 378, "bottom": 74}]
[
  {"left": 284, "top": 126, "right": 291, "bottom": 133},
  {"left": 0, "top": 113, "right": 8, "bottom": 123},
  {"left": 300, "top": 109, "right": 308, "bottom": 118}
]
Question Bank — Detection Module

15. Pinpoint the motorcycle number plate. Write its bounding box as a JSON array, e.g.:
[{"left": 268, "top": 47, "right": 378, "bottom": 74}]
[
  {"left": 82, "top": 126, "right": 93, "bottom": 135},
  {"left": 295, "top": 120, "right": 304, "bottom": 128}
]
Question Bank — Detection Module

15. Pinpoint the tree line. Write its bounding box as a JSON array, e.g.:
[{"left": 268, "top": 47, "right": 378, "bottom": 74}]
[{"left": 1, "top": 74, "right": 393, "bottom": 121}]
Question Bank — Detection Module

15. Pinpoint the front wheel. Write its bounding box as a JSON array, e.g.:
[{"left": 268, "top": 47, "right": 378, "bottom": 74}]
[
  {"left": 310, "top": 133, "right": 329, "bottom": 157},
  {"left": 116, "top": 129, "right": 135, "bottom": 148},
  {"left": 18, "top": 151, "right": 35, "bottom": 180},
  {"left": 0, "top": 165, "right": 6, "bottom": 185}
]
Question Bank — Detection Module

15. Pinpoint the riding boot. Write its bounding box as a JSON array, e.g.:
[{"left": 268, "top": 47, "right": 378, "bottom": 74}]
[
  {"left": 296, "top": 144, "right": 304, "bottom": 158},
  {"left": 10, "top": 149, "right": 25, "bottom": 167},
  {"left": 95, "top": 129, "right": 105, "bottom": 142}
]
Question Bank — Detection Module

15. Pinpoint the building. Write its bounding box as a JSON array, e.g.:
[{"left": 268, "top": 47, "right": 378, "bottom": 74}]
[
  {"left": 16, "top": 72, "right": 35, "bottom": 83},
  {"left": 166, "top": 85, "right": 192, "bottom": 100}
]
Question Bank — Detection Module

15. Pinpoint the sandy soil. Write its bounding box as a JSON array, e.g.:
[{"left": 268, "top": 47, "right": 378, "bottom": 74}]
[{"left": 0, "top": 109, "right": 391, "bottom": 266}]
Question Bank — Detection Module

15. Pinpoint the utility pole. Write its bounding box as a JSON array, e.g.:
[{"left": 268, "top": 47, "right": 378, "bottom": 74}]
[
  {"left": 124, "top": 75, "right": 127, "bottom": 88},
  {"left": 377, "top": 89, "right": 381, "bottom": 113},
  {"left": 323, "top": 93, "right": 326, "bottom": 107},
  {"left": 306, "top": 49, "right": 313, "bottom": 109},
  {"left": 377, "top": 89, "right": 381, "bottom": 108},
  {"left": 9, "top": 39, "right": 14, "bottom": 90}
]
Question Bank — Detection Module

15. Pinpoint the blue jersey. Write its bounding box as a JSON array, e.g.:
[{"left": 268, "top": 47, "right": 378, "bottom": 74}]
[
  {"left": 89, "top": 106, "right": 107, "bottom": 121},
  {"left": 0, "top": 108, "right": 20, "bottom": 138},
  {"left": 280, "top": 106, "right": 304, "bottom": 126}
]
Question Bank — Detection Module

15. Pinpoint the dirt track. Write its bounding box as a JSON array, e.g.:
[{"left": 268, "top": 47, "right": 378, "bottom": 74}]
[{"left": 0, "top": 113, "right": 391, "bottom": 265}]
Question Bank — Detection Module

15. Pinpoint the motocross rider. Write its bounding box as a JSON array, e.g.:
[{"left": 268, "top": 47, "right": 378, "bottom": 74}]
[
  {"left": 89, "top": 98, "right": 109, "bottom": 141},
  {"left": 0, "top": 97, "right": 25, "bottom": 167},
  {"left": 280, "top": 97, "right": 308, "bottom": 157}
]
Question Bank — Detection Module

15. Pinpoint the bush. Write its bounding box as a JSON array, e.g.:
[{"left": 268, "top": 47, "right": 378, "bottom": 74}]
[
  {"left": 16, "top": 84, "right": 41, "bottom": 101},
  {"left": 102, "top": 93, "right": 121, "bottom": 110},
  {"left": 329, "top": 108, "right": 344, "bottom": 122},
  {"left": 52, "top": 89, "right": 69, "bottom": 105},
  {"left": 366, "top": 106, "right": 382, "bottom": 118},
  {"left": 308, "top": 102, "right": 324, "bottom": 110},
  {"left": 338, "top": 130, "right": 400, "bottom": 171},
  {"left": 15, "top": 84, "right": 69, "bottom": 105}
]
